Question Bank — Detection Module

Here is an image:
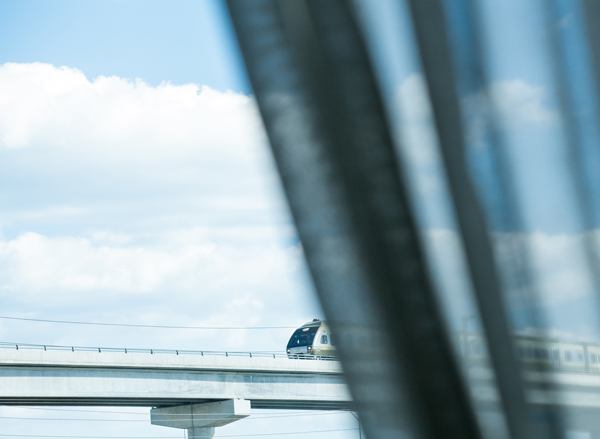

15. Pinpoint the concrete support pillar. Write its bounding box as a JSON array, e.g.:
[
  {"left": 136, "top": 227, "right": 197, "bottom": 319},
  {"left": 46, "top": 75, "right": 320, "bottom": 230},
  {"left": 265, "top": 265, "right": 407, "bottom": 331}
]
[
  {"left": 151, "top": 399, "right": 250, "bottom": 439},
  {"left": 187, "top": 427, "right": 215, "bottom": 439}
]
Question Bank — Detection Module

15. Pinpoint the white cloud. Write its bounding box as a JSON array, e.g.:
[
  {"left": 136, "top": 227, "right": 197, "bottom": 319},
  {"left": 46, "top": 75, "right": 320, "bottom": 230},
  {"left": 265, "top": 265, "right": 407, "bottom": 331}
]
[
  {"left": 489, "top": 79, "right": 556, "bottom": 125},
  {"left": 1, "top": 63, "right": 583, "bottom": 350},
  {"left": 392, "top": 74, "right": 597, "bottom": 336},
  {"left": 396, "top": 73, "right": 439, "bottom": 167},
  {"left": 0, "top": 227, "right": 314, "bottom": 350},
  {"left": 0, "top": 62, "right": 266, "bottom": 160},
  {"left": 424, "top": 228, "right": 600, "bottom": 337},
  {"left": 393, "top": 74, "right": 456, "bottom": 231},
  {"left": 0, "top": 62, "right": 285, "bottom": 234},
  {"left": 0, "top": 62, "right": 278, "bottom": 224},
  {"left": 461, "top": 79, "right": 558, "bottom": 156},
  {"left": 0, "top": 232, "right": 185, "bottom": 294},
  {"left": 0, "top": 228, "right": 301, "bottom": 300},
  {"left": 394, "top": 74, "right": 567, "bottom": 237},
  {"left": 396, "top": 76, "right": 555, "bottom": 163},
  {"left": 525, "top": 231, "right": 597, "bottom": 302},
  {"left": 428, "top": 228, "right": 597, "bottom": 304},
  {"left": 0, "top": 63, "right": 319, "bottom": 351}
]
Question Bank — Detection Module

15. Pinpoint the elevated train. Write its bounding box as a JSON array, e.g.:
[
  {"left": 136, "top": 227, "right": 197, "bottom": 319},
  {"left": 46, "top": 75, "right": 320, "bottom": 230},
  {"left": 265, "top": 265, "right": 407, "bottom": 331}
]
[
  {"left": 465, "top": 333, "right": 600, "bottom": 373},
  {"left": 286, "top": 319, "right": 336, "bottom": 358},
  {"left": 287, "top": 319, "right": 600, "bottom": 374}
]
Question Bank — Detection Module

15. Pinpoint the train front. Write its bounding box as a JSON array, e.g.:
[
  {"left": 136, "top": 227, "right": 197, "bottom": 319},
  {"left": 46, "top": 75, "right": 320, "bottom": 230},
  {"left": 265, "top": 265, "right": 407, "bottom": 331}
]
[{"left": 286, "top": 321, "right": 320, "bottom": 357}]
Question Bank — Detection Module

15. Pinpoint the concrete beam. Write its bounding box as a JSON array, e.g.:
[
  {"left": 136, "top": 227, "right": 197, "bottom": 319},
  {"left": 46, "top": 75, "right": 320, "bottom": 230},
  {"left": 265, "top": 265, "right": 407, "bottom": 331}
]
[
  {"left": 0, "top": 350, "right": 350, "bottom": 409},
  {"left": 151, "top": 399, "right": 251, "bottom": 439}
]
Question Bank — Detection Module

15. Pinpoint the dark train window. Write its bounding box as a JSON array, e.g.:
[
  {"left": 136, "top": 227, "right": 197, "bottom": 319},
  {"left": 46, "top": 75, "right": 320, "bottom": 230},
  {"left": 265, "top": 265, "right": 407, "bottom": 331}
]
[
  {"left": 577, "top": 352, "right": 584, "bottom": 362},
  {"left": 286, "top": 326, "right": 319, "bottom": 348},
  {"left": 321, "top": 335, "right": 328, "bottom": 344},
  {"left": 552, "top": 349, "right": 560, "bottom": 360},
  {"left": 565, "top": 351, "right": 573, "bottom": 362}
]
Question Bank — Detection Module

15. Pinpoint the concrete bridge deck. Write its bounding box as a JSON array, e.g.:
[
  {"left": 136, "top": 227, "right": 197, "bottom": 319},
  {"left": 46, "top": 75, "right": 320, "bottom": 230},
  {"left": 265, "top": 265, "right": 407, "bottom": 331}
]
[
  {"left": 6, "top": 343, "right": 600, "bottom": 436},
  {"left": 3, "top": 341, "right": 600, "bottom": 410},
  {"left": 0, "top": 342, "right": 350, "bottom": 410}
]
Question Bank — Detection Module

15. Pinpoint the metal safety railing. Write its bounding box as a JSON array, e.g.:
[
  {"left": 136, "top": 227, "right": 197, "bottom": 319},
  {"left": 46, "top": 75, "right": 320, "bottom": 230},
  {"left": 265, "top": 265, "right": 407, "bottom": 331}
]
[{"left": 0, "top": 341, "right": 338, "bottom": 361}]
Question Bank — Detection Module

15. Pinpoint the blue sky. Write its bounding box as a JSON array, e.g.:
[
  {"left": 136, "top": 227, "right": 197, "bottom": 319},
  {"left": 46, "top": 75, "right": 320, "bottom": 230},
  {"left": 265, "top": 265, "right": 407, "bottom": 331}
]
[
  {"left": 0, "top": 0, "right": 321, "bottom": 353},
  {"left": 1, "top": 0, "right": 600, "bottom": 437},
  {"left": 0, "top": 0, "right": 248, "bottom": 90},
  {"left": 0, "top": 1, "right": 358, "bottom": 438}
]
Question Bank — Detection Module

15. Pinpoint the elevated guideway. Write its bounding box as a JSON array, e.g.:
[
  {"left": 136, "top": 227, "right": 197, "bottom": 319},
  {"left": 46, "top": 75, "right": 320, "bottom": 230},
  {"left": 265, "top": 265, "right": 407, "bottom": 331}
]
[
  {"left": 468, "top": 365, "right": 600, "bottom": 408},
  {"left": 6, "top": 342, "right": 600, "bottom": 437},
  {"left": 0, "top": 342, "right": 350, "bottom": 410},
  {"left": 3, "top": 341, "right": 600, "bottom": 409}
]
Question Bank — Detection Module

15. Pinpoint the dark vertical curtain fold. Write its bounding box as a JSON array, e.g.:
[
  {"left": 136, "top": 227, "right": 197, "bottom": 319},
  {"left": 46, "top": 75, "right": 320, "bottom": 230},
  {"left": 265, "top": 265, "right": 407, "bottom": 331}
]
[
  {"left": 403, "top": 1, "right": 537, "bottom": 438},
  {"left": 551, "top": 0, "right": 600, "bottom": 319},
  {"left": 227, "top": 1, "right": 481, "bottom": 438},
  {"left": 225, "top": 0, "right": 600, "bottom": 437}
]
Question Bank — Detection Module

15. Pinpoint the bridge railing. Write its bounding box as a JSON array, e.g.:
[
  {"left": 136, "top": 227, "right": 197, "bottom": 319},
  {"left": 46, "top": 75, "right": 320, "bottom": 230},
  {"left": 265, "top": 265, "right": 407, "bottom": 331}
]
[{"left": 0, "top": 341, "right": 338, "bottom": 361}]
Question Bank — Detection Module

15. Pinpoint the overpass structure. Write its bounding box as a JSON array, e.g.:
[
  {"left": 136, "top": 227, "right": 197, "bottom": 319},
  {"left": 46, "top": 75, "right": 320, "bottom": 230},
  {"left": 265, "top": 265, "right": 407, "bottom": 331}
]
[
  {"left": 5, "top": 342, "right": 600, "bottom": 437},
  {"left": 0, "top": 342, "right": 351, "bottom": 438}
]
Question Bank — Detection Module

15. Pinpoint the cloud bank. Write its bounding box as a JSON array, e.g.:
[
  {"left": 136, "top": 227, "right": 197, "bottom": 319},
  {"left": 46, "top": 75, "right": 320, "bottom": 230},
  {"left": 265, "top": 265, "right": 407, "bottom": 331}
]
[
  {"left": 0, "top": 63, "right": 595, "bottom": 351},
  {"left": 0, "top": 62, "right": 264, "bottom": 156},
  {"left": 0, "top": 63, "right": 316, "bottom": 351}
]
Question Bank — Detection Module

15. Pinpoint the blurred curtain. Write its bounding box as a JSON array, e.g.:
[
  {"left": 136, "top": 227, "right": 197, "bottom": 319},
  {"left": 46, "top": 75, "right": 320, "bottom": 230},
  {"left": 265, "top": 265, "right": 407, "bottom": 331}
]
[{"left": 226, "top": 0, "right": 600, "bottom": 438}]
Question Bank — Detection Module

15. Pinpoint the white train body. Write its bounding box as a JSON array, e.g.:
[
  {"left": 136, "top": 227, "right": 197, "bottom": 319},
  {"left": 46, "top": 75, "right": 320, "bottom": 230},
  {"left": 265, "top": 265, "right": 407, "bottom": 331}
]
[
  {"left": 285, "top": 321, "right": 600, "bottom": 371},
  {"left": 464, "top": 333, "right": 600, "bottom": 372},
  {"left": 286, "top": 319, "right": 336, "bottom": 358}
]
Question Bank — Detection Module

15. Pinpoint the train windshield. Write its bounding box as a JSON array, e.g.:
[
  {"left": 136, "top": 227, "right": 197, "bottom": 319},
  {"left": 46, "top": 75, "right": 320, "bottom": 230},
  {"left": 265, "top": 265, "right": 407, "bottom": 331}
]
[{"left": 287, "top": 326, "right": 319, "bottom": 348}]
